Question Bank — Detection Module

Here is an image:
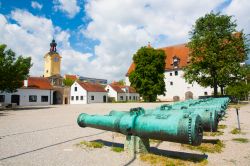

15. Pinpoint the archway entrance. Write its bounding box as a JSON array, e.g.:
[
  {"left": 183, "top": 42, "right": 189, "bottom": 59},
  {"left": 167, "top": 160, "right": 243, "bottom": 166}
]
[
  {"left": 53, "top": 91, "right": 63, "bottom": 104},
  {"left": 185, "top": 91, "right": 193, "bottom": 100},
  {"left": 173, "top": 96, "right": 180, "bottom": 102}
]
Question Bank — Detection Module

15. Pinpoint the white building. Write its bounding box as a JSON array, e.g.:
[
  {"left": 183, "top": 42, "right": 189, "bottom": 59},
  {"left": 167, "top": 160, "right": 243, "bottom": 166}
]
[
  {"left": 70, "top": 81, "right": 107, "bottom": 104},
  {"left": 125, "top": 43, "right": 213, "bottom": 101},
  {"left": 105, "top": 84, "right": 139, "bottom": 101},
  {"left": 0, "top": 77, "right": 53, "bottom": 106}
]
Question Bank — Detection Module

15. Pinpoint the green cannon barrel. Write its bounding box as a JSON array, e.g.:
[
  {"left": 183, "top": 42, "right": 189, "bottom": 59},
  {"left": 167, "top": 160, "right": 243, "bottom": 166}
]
[
  {"left": 110, "top": 105, "right": 219, "bottom": 132},
  {"left": 77, "top": 110, "right": 203, "bottom": 146},
  {"left": 157, "top": 106, "right": 219, "bottom": 132}
]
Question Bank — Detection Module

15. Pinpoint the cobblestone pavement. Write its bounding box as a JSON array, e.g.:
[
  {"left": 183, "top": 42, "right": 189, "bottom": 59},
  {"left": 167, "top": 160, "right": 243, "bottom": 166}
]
[{"left": 0, "top": 102, "right": 250, "bottom": 166}]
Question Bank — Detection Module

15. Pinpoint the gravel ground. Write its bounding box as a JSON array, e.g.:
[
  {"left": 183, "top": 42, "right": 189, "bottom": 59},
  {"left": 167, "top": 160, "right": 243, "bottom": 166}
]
[{"left": 0, "top": 102, "right": 250, "bottom": 166}]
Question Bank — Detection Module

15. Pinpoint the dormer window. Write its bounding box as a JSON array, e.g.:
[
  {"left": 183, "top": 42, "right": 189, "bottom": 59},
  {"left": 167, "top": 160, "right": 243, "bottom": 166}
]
[{"left": 172, "top": 56, "right": 180, "bottom": 68}]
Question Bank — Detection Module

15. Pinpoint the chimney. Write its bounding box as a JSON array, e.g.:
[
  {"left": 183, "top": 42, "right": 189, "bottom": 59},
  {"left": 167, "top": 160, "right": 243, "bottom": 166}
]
[{"left": 24, "top": 80, "right": 28, "bottom": 87}]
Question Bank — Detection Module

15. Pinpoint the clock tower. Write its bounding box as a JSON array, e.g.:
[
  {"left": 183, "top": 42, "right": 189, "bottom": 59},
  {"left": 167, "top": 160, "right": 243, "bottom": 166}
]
[{"left": 44, "top": 39, "right": 62, "bottom": 77}]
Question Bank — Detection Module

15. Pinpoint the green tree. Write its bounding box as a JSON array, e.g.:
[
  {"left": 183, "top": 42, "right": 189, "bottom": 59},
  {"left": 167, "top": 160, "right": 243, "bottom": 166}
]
[
  {"left": 129, "top": 46, "right": 166, "bottom": 102},
  {"left": 184, "top": 12, "right": 249, "bottom": 96},
  {"left": 226, "top": 65, "right": 250, "bottom": 101},
  {"left": 0, "top": 44, "right": 32, "bottom": 93},
  {"left": 117, "top": 79, "right": 125, "bottom": 86},
  {"left": 63, "top": 78, "right": 75, "bottom": 86}
]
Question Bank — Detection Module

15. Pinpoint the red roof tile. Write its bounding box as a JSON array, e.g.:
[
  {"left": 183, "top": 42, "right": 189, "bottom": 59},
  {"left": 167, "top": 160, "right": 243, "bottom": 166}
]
[
  {"left": 121, "top": 86, "right": 137, "bottom": 93},
  {"left": 126, "top": 43, "right": 189, "bottom": 75},
  {"left": 109, "top": 84, "right": 137, "bottom": 93},
  {"left": 78, "top": 81, "right": 106, "bottom": 92},
  {"left": 109, "top": 84, "right": 125, "bottom": 93},
  {"left": 22, "top": 77, "right": 53, "bottom": 90}
]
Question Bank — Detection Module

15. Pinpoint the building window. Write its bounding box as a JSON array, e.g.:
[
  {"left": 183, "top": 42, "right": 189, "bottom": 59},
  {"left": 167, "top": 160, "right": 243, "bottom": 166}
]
[
  {"left": 170, "top": 73, "right": 172, "bottom": 76},
  {"left": 133, "top": 96, "right": 135, "bottom": 100},
  {"left": 41, "top": 96, "right": 48, "bottom": 102},
  {"left": 175, "top": 71, "right": 178, "bottom": 76},
  {"left": 170, "top": 82, "right": 173, "bottom": 85},
  {"left": 107, "top": 89, "right": 109, "bottom": 92},
  {"left": 75, "top": 87, "right": 77, "bottom": 91},
  {"left": 204, "top": 92, "right": 208, "bottom": 96},
  {"left": 71, "top": 96, "right": 74, "bottom": 100},
  {"left": 29, "top": 95, "right": 37, "bottom": 102},
  {"left": 81, "top": 96, "right": 83, "bottom": 100},
  {"left": 0, "top": 95, "right": 5, "bottom": 102},
  {"left": 76, "top": 96, "right": 79, "bottom": 100},
  {"left": 120, "top": 96, "right": 123, "bottom": 100},
  {"left": 91, "top": 96, "right": 94, "bottom": 100},
  {"left": 129, "top": 96, "right": 131, "bottom": 100}
]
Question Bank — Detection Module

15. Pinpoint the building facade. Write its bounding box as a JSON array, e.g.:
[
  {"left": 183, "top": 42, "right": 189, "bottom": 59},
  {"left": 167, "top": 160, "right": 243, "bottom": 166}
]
[
  {"left": 70, "top": 81, "right": 107, "bottom": 104},
  {"left": 0, "top": 77, "right": 53, "bottom": 106},
  {"left": 125, "top": 43, "right": 213, "bottom": 101},
  {"left": 43, "top": 39, "right": 70, "bottom": 105},
  {"left": 105, "top": 84, "right": 140, "bottom": 102}
]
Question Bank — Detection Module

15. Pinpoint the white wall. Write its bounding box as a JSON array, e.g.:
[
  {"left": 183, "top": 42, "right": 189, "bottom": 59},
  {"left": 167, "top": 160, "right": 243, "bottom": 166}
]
[
  {"left": 105, "top": 85, "right": 118, "bottom": 101},
  {"left": 126, "top": 93, "right": 140, "bottom": 101},
  {"left": 125, "top": 76, "right": 130, "bottom": 86},
  {"left": 117, "top": 93, "right": 126, "bottom": 101},
  {"left": 87, "top": 92, "right": 108, "bottom": 104},
  {"left": 70, "top": 82, "right": 87, "bottom": 104},
  {"left": 125, "top": 70, "right": 213, "bottom": 101},
  {"left": 158, "top": 70, "right": 213, "bottom": 101},
  {"left": 71, "top": 82, "right": 108, "bottom": 104},
  {"left": 0, "top": 89, "right": 53, "bottom": 106},
  {"left": 105, "top": 85, "right": 127, "bottom": 101}
]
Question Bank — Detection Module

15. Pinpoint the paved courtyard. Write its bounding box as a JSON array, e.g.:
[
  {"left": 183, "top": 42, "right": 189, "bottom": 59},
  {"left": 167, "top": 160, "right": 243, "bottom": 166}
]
[{"left": 0, "top": 102, "right": 250, "bottom": 166}]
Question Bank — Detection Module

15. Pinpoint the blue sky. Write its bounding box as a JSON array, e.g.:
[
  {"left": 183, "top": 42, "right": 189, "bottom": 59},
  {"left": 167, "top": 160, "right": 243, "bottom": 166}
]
[
  {"left": 0, "top": 0, "right": 249, "bottom": 81},
  {"left": 0, "top": 0, "right": 97, "bottom": 54}
]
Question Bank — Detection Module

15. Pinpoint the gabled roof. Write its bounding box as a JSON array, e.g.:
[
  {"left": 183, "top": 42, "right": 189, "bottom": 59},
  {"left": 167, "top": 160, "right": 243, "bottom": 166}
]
[
  {"left": 120, "top": 86, "right": 137, "bottom": 93},
  {"left": 22, "top": 77, "right": 53, "bottom": 90},
  {"left": 64, "top": 74, "right": 78, "bottom": 81},
  {"left": 109, "top": 84, "right": 125, "bottom": 93},
  {"left": 78, "top": 81, "right": 106, "bottom": 92},
  {"left": 108, "top": 83, "right": 137, "bottom": 93},
  {"left": 126, "top": 43, "right": 189, "bottom": 75}
]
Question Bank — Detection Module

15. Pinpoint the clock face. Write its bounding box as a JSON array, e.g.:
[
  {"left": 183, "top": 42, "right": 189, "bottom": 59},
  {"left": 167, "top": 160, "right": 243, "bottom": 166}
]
[{"left": 54, "top": 57, "right": 59, "bottom": 62}]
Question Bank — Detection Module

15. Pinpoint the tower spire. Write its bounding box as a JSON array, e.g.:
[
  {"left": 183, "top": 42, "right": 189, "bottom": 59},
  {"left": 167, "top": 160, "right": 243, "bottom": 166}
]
[{"left": 50, "top": 39, "right": 57, "bottom": 52}]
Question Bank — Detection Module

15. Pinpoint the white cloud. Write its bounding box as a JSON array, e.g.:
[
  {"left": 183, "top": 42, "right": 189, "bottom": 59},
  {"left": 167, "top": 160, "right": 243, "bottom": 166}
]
[
  {"left": 224, "top": 0, "right": 250, "bottom": 34},
  {"left": 82, "top": 0, "right": 225, "bottom": 81},
  {"left": 53, "top": 0, "right": 80, "bottom": 18},
  {"left": 31, "top": 1, "right": 43, "bottom": 10},
  {"left": 1, "top": 1, "right": 249, "bottom": 82},
  {"left": 0, "top": 9, "right": 90, "bottom": 78}
]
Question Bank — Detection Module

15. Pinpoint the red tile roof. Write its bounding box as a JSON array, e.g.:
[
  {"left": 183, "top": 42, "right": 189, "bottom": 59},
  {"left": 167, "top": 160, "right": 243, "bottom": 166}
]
[
  {"left": 109, "top": 84, "right": 137, "bottom": 93},
  {"left": 22, "top": 77, "right": 53, "bottom": 90},
  {"left": 64, "top": 74, "right": 78, "bottom": 81},
  {"left": 126, "top": 43, "right": 189, "bottom": 75},
  {"left": 121, "top": 86, "right": 137, "bottom": 93},
  {"left": 78, "top": 81, "right": 106, "bottom": 92},
  {"left": 109, "top": 84, "right": 125, "bottom": 93}
]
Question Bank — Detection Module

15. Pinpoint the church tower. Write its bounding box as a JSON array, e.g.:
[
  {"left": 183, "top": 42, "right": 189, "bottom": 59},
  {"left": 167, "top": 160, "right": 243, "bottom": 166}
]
[{"left": 44, "top": 39, "right": 62, "bottom": 77}]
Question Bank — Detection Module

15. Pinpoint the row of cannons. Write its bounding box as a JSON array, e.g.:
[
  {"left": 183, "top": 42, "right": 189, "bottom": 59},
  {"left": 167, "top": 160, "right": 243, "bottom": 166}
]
[{"left": 77, "top": 97, "right": 230, "bottom": 153}]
